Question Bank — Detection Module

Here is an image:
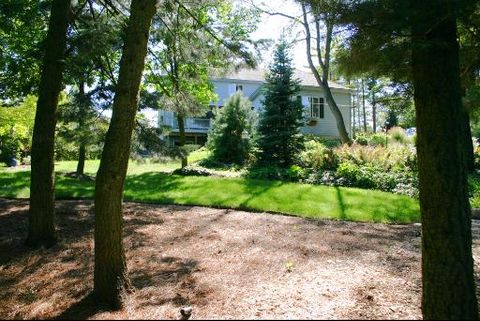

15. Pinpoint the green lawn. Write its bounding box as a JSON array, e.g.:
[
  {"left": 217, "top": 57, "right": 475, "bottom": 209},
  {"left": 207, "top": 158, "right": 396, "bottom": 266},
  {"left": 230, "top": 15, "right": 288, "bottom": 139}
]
[{"left": 0, "top": 158, "right": 420, "bottom": 224}]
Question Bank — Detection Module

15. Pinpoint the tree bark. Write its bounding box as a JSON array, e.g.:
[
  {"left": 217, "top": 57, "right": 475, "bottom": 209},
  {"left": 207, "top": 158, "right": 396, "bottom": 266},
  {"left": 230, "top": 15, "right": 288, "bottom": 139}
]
[
  {"left": 76, "top": 81, "right": 87, "bottom": 176},
  {"left": 93, "top": 0, "right": 157, "bottom": 309},
  {"left": 177, "top": 114, "right": 188, "bottom": 168},
  {"left": 27, "top": 0, "right": 71, "bottom": 247},
  {"left": 372, "top": 91, "right": 376, "bottom": 133},
  {"left": 460, "top": 106, "right": 475, "bottom": 173},
  {"left": 362, "top": 78, "right": 367, "bottom": 132},
  {"left": 76, "top": 144, "right": 86, "bottom": 176},
  {"left": 412, "top": 1, "right": 478, "bottom": 319}
]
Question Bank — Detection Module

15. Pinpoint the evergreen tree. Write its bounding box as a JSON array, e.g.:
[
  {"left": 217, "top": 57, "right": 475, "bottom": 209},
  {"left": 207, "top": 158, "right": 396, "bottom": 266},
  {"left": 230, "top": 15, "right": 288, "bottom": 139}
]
[
  {"left": 94, "top": 0, "right": 157, "bottom": 309},
  {"left": 256, "top": 41, "right": 304, "bottom": 168},
  {"left": 207, "top": 92, "right": 256, "bottom": 165},
  {"left": 27, "top": 0, "right": 71, "bottom": 247}
]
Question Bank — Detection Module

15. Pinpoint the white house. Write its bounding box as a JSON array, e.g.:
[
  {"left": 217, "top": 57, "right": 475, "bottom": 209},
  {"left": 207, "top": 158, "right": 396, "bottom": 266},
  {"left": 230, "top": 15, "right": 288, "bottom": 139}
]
[{"left": 158, "top": 68, "right": 353, "bottom": 146}]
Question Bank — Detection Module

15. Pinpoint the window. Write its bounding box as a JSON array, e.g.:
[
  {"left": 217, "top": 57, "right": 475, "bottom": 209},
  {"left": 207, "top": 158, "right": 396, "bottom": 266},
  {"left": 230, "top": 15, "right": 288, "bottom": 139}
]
[
  {"left": 308, "top": 97, "right": 324, "bottom": 119},
  {"left": 235, "top": 84, "right": 243, "bottom": 92}
]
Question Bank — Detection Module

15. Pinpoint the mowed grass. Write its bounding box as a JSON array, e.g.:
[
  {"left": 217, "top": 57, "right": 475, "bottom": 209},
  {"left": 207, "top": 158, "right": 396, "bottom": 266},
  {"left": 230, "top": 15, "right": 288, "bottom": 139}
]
[{"left": 0, "top": 159, "right": 420, "bottom": 224}]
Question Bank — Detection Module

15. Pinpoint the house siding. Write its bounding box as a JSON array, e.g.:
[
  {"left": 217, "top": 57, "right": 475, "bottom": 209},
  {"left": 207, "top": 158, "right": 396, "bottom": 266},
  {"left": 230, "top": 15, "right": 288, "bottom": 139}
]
[{"left": 158, "top": 75, "right": 353, "bottom": 142}]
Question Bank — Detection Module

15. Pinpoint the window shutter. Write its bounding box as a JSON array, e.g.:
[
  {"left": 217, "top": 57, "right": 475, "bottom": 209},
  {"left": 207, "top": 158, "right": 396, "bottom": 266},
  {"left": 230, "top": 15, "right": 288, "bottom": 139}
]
[{"left": 320, "top": 98, "right": 325, "bottom": 119}]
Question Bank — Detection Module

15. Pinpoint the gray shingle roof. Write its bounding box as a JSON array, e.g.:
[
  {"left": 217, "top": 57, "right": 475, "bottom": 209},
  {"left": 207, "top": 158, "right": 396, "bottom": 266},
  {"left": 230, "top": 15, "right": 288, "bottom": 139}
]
[{"left": 211, "top": 68, "right": 350, "bottom": 90}]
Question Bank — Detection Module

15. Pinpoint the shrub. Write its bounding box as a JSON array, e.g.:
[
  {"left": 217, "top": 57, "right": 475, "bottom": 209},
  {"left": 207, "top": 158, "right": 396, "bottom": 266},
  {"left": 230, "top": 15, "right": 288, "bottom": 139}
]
[
  {"left": 246, "top": 165, "right": 307, "bottom": 182},
  {"left": 173, "top": 166, "right": 213, "bottom": 176},
  {"left": 354, "top": 132, "right": 369, "bottom": 146},
  {"left": 368, "top": 133, "right": 389, "bottom": 146},
  {"left": 354, "top": 132, "right": 389, "bottom": 147},
  {"left": 300, "top": 140, "right": 338, "bottom": 170},
  {"left": 388, "top": 126, "right": 409, "bottom": 145},
  {"left": 207, "top": 92, "right": 256, "bottom": 165}
]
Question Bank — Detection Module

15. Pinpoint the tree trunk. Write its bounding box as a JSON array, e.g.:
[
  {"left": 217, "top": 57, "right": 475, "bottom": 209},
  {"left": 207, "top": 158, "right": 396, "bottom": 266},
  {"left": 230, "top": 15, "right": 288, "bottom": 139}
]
[
  {"left": 372, "top": 92, "right": 376, "bottom": 133},
  {"left": 412, "top": 1, "right": 478, "bottom": 319},
  {"left": 177, "top": 114, "right": 188, "bottom": 168},
  {"left": 76, "top": 81, "right": 87, "bottom": 176},
  {"left": 362, "top": 78, "right": 367, "bottom": 132},
  {"left": 460, "top": 106, "right": 475, "bottom": 173},
  {"left": 76, "top": 144, "right": 86, "bottom": 176},
  {"left": 27, "top": 0, "right": 71, "bottom": 247},
  {"left": 301, "top": 4, "right": 351, "bottom": 145},
  {"left": 93, "top": 0, "right": 157, "bottom": 309}
]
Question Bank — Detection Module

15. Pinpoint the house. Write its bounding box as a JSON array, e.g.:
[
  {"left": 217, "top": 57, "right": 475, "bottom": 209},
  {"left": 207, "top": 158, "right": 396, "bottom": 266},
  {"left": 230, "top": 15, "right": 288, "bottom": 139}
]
[{"left": 158, "top": 68, "right": 353, "bottom": 146}]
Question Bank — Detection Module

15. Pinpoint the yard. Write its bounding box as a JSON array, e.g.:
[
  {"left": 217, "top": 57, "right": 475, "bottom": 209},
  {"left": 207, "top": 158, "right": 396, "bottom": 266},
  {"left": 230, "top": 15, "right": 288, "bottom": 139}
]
[
  {"left": 0, "top": 198, "right": 432, "bottom": 319},
  {"left": 0, "top": 157, "right": 419, "bottom": 224}
]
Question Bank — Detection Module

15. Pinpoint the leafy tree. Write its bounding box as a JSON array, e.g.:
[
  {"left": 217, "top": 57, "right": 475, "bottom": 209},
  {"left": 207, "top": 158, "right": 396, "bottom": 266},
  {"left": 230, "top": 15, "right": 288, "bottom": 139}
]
[
  {"left": 0, "top": 96, "right": 36, "bottom": 165},
  {"left": 0, "top": 0, "right": 48, "bottom": 100},
  {"left": 207, "top": 92, "right": 256, "bottom": 165},
  {"left": 256, "top": 41, "right": 304, "bottom": 168},
  {"left": 299, "top": 1, "right": 351, "bottom": 144},
  {"left": 93, "top": 0, "right": 157, "bottom": 309},
  {"left": 27, "top": 0, "right": 71, "bottom": 248}
]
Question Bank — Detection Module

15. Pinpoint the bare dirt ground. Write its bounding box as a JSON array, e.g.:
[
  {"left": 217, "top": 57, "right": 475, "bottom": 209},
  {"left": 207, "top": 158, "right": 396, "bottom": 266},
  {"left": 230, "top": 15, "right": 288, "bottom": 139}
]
[{"left": 1, "top": 198, "right": 480, "bottom": 320}]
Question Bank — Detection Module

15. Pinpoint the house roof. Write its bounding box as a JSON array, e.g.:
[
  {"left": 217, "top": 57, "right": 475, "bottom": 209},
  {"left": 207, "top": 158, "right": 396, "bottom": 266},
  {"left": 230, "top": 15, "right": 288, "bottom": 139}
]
[{"left": 211, "top": 68, "right": 351, "bottom": 91}]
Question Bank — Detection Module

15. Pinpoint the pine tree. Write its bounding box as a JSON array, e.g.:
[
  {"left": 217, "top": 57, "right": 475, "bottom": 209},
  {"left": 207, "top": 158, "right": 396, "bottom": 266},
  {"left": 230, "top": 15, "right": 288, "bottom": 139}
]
[
  {"left": 207, "top": 92, "right": 256, "bottom": 165},
  {"left": 256, "top": 41, "right": 304, "bottom": 168}
]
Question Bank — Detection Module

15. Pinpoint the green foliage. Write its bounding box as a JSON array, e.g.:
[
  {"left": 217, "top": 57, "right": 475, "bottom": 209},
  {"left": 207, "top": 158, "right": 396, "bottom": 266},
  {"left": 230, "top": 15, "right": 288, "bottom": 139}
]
[
  {"left": 0, "top": 96, "right": 36, "bottom": 164},
  {"left": 354, "top": 132, "right": 389, "bottom": 146},
  {"left": 56, "top": 94, "right": 108, "bottom": 161},
  {"left": 207, "top": 92, "right": 257, "bottom": 165},
  {"left": 0, "top": 1, "right": 47, "bottom": 99},
  {"left": 246, "top": 165, "right": 307, "bottom": 182},
  {"left": 172, "top": 166, "right": 213, "bottom": 176},
  {"left": 388, "top": 126, "right": 409, "bottom": 145},
  {"left": 300, "top": 140, "right": 338, "bottom": 170},
  {"left": 256, "top": 41, "right": 304, "bottom": 167},
  {"left": 298, "top": 138, "right": 418, "bottom": 197}
]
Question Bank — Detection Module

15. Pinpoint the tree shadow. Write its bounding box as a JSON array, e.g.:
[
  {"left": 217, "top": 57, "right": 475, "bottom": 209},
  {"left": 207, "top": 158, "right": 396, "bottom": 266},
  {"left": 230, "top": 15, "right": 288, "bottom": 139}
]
[
  {"left": 53, "top": 294, "right": 104, "bottom": 320},
  {"left": 335, "top": 186, "right": 347, "bottom": 220},
  {"left": 239, "top": 178, "right": 284, "bottom": 209}
]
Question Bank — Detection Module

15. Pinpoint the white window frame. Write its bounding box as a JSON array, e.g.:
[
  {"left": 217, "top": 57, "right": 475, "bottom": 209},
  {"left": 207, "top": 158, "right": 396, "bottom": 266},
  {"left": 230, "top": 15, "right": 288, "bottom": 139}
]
[{"left": 308, "top": 96, "right": 325, "bottom": 119}]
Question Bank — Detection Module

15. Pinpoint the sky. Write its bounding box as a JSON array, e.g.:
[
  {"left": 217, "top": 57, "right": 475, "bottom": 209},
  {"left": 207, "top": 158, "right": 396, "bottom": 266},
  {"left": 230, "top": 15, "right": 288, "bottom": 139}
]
[{"left": 248, "top": 0, "right": 309, "bottom": 69}]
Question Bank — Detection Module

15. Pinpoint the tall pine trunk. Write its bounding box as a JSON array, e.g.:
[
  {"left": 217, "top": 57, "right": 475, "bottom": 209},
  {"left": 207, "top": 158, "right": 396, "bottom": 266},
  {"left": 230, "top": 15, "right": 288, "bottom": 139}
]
[
  {"left": 177, "top": 114, "right": 188, "bottom": 168},
  {"left": 412, "top": 1, "right": 478, "bottom": 319},
  {"left": 93, "top": 0, "right": 157, "bottom": 309},
  {"left": 27, "top": 0, "right": 70, "bottom": 247}
]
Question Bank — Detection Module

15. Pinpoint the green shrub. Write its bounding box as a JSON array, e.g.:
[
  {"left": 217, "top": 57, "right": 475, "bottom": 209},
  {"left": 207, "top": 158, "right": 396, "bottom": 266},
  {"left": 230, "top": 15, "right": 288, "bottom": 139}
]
[
  {"left": 300, "top": 140, "right": 338, "bottom": 170},
  {"left": 207, "top": 92, "right": 256, "bottom": 165},
  {"left": 388, "top": 126, "right": 409, "bottom": 145},
  {"left": 246, "top": 165, "right": 307, "bottom": 182},
  {"left": 173, "top": 166, "right": 213, "bottom": 176},
  {"left": 368, "top": 133, "right": 389, "bottom": 146},
  {"left": 354, "top": 132, "right": 369, "bottom": 146}
]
